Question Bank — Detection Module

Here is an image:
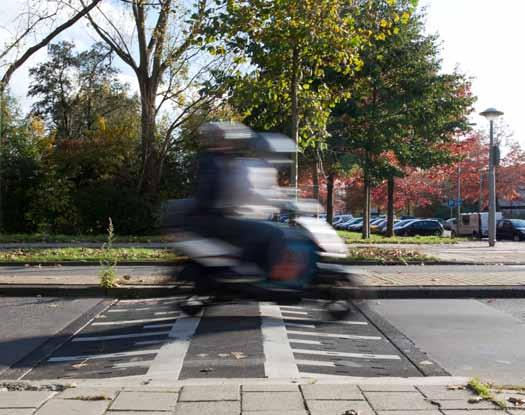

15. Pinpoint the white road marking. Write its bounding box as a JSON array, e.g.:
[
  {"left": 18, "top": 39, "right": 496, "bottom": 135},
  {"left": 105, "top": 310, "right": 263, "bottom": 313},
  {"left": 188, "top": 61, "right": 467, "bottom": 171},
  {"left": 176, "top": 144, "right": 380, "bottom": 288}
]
[
  {"left": 289, "top": 339, "right": 323, "bottom": 345},
  {"left": 285, "top": 322, "right": 316, "bottom": 329},
  {"left": 135, "top": 339, "right": 166, "bottom": 346},
  {"left": 154, "top": 311, "right": 180, "bottom": 316},
  {"left": 107, "top": 306, "right": 174, "bottom": 313},
  {"left": 92, "top": 317, "right": 178, "bottom": 326},
  {"left": 296, "top": 359, "right": 335, "bottom": 367},
  {"left": 48, "top": 349, "right": 158, "bottom": 363},
  {"left": 112, "top": 360, "right": 153, "bottom": 369},
  {"left": 117, "top": 298, "right": 183, "bottom": 305},
  {"left": 143, "top": 323, "right": 176, "bottom": 329},
  {"left": 260, "top": 303, "right": 300, "bottom": 378},
  {"left": 292, "top": 348, "right": 401, "bottom": 360},
  {"left": 287, "top": 330, "right": 381, "bottom": 341},
  {"left": 72, "top": 331, "right": 170, "bottom": 342},
  {"left": 280, "top": 310, "right": 308, "bottom": 315},
  {"left": 282, "top": 316, "right": 367, "bottom": 325},
  {"left": 280, "top": 306, "right": 325, "bottom": 312},
  {"left": 146, "top": 313, "right": 202, "bottom": 380}
]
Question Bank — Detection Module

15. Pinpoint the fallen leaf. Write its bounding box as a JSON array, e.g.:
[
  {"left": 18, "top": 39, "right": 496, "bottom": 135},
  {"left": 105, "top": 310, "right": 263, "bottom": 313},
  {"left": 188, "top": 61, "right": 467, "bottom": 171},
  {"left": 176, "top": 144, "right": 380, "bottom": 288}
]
[
  {"left": 71, "top": 361, "right": 89, "bottom": 369},
  {"left": 509, "top": 397, "right": 525, "bottom": 406},
  {"left": 447, "top": 385, "right": 466, "bottom": 390},
  {"left": 231, "top": 352, "right": 246, "bottom": 360},
  {"left": 200, "top": 368, "right": 214, "bottom": 373}
]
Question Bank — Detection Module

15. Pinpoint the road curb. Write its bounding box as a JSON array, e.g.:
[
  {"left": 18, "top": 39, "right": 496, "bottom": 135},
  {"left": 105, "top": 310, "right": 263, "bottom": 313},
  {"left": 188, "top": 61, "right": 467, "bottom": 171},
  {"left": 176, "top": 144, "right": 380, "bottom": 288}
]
[
  {"left": 2, "top": 283, "right": 525, "bottom": 299},
  {"left": 0, "top": 260, "right": 523, "bottom": 267}
]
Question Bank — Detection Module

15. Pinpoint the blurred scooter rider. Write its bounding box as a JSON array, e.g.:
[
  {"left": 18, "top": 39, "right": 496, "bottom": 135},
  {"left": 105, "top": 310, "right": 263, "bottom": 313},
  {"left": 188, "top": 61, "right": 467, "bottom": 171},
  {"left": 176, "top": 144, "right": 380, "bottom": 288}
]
[{"left": 190, "top": 121, "right": 255, "bottom": 241}]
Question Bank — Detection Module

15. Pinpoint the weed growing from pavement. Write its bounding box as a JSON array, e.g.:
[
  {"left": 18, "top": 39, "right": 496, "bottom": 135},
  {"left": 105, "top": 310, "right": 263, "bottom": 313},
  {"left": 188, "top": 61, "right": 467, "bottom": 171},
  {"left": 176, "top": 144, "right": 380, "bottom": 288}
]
[
  {"left": 99, "top": 218, "right": 119, "bottom": 289},
  {"left": 468, "top": 378, "right": 508, "bottom": 409}
]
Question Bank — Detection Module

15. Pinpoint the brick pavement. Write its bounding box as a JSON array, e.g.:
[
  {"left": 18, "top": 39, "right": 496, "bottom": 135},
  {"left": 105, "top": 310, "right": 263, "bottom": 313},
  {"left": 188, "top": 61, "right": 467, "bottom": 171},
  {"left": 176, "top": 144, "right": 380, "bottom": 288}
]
[{"left": 1, "top": 381, "right": 524, "bottom": 414}]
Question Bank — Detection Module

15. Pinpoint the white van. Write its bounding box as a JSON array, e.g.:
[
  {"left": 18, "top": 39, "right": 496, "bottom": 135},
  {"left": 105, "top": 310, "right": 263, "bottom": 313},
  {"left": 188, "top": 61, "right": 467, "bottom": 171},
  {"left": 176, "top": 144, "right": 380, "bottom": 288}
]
[{"left": 451, "top": 212, "right": 503, "bottom": 237}]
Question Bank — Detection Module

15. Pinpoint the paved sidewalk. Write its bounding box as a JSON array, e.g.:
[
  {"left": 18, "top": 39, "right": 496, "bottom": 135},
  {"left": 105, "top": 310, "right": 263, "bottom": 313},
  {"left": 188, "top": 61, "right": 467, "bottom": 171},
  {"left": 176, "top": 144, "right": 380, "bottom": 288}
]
[
  {"left": 2, "top": 264, "right": 525, "bottom": 288},
  {"left": 1, "top": 378, "right": 524, "bottom": 414},
  {"left": 350, "top": 265, "right": 525, "bottom": 287},
  {"left": 355, "top": 241, "right": 525, "bottom": 265}
]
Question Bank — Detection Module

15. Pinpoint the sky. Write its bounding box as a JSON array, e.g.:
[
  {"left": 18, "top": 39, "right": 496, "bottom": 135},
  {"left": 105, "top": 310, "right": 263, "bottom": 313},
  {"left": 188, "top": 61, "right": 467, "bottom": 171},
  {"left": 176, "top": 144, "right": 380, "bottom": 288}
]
[{"left": 1, "top": 0, "right": 524, "bottom": 147}]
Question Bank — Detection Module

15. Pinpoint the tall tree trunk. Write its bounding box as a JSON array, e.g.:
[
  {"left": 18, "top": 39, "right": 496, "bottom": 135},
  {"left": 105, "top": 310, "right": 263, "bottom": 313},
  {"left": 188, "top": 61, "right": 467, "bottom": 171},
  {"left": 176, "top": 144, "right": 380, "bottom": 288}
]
[
  {"left": 138, "top": 82, "right": 161, "bottom": 199},
  {"left": 312, "top": 157, "right": 319, "bottom": 200},
  {"left": 290, "top": 46, "right": 299, "bottom": 191},
  {"left": 386, "top": 175, "right": 395, "bottom": 237},
  {"left": 326, "top": 172, "right": 334, "bottom": 225},
  {"left": 362, "top": 174, "right": 371, "bottom": 239}
]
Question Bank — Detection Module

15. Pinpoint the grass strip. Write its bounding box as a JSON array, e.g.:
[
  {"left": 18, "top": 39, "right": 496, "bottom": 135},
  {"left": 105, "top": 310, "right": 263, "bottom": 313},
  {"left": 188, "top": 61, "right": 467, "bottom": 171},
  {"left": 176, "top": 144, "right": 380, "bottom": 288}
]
[
  {"left": 0, "top": 233, "right": 169, "bottom": 243},
  {"left": 0, "top": 248, "right": 181, "bottom": 263},
  {"left": 338, "top": 231, "right": 466, "bottom": 245},
  {"left": 0, "top": 246, "right": 433, "bottom": 265}
]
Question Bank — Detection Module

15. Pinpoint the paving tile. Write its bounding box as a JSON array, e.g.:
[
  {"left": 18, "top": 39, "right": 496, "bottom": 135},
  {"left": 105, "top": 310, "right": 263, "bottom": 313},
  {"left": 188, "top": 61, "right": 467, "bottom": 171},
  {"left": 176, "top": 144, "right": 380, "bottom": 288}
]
[
  {"left": 35, "top": 399, "right": 109, "bottom": 415},
  {"left": 442, "top": 410, "right": 508, "bottom": 414},
  {"left": 0, "top": 392, "right": 53, "bottom": 409},
  {"left": 180, "top": 385, "right": 239, "bottom": 401},
  {"left": 307, "top": 400, "right": 375, "bottom": 415},
  {"left": 57, "top": 387, "right": 120, "bottom": 400},
  {"left": 359, "top": 384, "right": 417, "bottom": 392},
  {"left": 364, "top": 392, "right": 437, "bottom": 411},
  {"left": 109, "top": 391, "right": 178, "bottom": 412},
  {"left": 242, "top": 392, "right": 304, "bottom": 412},
  {"left": 434, "top": 399, "right": 500, "bottom": 410},
  {"left": 0, "top": 410, "right": 35, "bottom": 415},
  {"left": 417, "top": 385, "right": 474, "bottom": 400},
  {"left": 174, "top": 401, "right": 240, "bottom": 415},
  {"left": 377, "top": 412, "right": 442, "bottom": 415},
  {"left": 301, "top": 384, "right": 363, "bottom": 401},
  {"left": 106, "top": 413, "right": 169, "bottom": 415},
  {"left": 242, "top": 411, "right": 307, "bottom": 415},
  {"left": 242, "top": 384, "right": 299, "bottom": 392},
  {"left": 122, "top": 386, "right": 180, "bottom": 393}
]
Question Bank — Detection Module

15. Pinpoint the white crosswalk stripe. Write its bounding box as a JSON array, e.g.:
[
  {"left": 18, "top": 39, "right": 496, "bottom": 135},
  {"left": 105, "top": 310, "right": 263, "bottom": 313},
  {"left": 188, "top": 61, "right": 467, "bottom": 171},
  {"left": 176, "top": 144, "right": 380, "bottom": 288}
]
[
  {"left": 73, "top": 331, "right": 170, "bottom": 342},
  {"left": 292, "top": 348, "right": 401, "bottom": 360},
  {"left": 287, "top": 330, "right": 381, "bottom": 341}
]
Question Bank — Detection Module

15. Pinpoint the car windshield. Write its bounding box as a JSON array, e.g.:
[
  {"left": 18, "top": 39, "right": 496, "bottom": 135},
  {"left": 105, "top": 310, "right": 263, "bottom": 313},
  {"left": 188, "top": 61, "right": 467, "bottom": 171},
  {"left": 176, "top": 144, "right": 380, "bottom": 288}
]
[
  {"left": 394, "top": 219, "right": 415, "bottom": 228},
  {"left": 510, "top": 219, "right": 525, "bottom": 228}
]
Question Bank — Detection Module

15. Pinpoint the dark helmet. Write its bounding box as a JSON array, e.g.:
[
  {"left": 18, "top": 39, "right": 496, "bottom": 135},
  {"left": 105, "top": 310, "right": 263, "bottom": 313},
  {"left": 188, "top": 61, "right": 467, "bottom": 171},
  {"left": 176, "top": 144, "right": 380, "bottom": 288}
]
[{"left": 196, "top": 121, "right": 257, "bottom": 151}]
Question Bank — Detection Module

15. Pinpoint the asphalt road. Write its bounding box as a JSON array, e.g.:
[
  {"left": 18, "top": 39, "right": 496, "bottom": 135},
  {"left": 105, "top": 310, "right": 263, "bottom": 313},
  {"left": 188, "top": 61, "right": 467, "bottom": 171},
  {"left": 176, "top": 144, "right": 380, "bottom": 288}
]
[
  {"left": 13, "top": 298, "right": 438, "bottom": 381},
  {"left": 366, "top": 298, "right": 525, "bottom": 384},
  {"left": 0, "top": 296, "right": 104, "bottom": 378},
  {"left": 2, "top": 295, "right": 524, "bottom": 384}
]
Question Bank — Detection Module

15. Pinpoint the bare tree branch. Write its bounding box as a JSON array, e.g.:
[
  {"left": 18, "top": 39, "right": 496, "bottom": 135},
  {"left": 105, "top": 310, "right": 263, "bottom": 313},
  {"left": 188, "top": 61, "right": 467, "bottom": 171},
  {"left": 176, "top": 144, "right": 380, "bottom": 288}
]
[{"left": 1, "top": 0, "right": 102, "bottom": 87}]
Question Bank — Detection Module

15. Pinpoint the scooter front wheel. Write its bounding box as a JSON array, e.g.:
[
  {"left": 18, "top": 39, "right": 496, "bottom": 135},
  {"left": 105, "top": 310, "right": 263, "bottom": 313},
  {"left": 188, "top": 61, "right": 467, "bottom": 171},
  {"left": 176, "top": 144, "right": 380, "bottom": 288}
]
[
  {"left": 179, "top": 296, "right": 205, "bottom": 316},
  {"left": 325, "top": 300, "right": 351, "bottom": 320}
]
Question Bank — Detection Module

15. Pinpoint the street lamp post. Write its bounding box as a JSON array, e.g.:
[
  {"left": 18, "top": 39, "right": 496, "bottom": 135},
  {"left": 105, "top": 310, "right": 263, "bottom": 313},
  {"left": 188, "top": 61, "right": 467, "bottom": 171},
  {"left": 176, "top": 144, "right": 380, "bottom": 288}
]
[{"left": 480, "top": 107, "right": 504, "bottom": 247}]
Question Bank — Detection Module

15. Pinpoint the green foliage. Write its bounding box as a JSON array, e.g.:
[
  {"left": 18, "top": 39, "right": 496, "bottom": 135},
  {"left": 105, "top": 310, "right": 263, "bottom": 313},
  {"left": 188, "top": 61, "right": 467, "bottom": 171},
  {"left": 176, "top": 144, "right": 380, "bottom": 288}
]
[
  {"left": 217, "top": 0, "right": 409, "bottom": 149},
  {"left": 329, "top": 9, "right": 474, "bottom": 180}
]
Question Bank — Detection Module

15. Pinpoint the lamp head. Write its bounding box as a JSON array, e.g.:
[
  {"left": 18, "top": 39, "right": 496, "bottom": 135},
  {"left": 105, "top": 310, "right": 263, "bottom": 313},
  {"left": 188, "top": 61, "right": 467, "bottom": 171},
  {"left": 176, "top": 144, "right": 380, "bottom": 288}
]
[{"left": 480, "top": 107, "right": 504, "bottom": 122}]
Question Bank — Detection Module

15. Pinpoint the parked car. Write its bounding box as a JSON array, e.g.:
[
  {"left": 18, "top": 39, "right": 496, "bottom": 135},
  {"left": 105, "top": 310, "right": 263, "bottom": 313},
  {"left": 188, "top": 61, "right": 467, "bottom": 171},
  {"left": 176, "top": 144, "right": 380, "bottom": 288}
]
[
  {"left": 346, "top": 218, "right": 364, "bottom": 231},
  {"left": 400, "top": 215, "right": 416, "bottom": 221},
  {"left": 449, "top": 212, "right": 503, "bottom": 237},
  {"left": 333, "top": 214, "right": 353, "bottom": 226},
  {"left": 444, "top": 218, "right": 455, "bottom": 231},
  {"left": 349, "top": 217, "right": 384, "bottom": 233},
  {"left": 380, "top": 218, "right": 417, "bottom": 234},
  {"left": 394, "top": 219, "right": 444, "bottom": 237},
  {"left": 371, "top": 219, "right": 387, "bottom": 233},
  {"left": 496, "top": 219, "right": 525, "bottom": 241},
  {"left": 335, "top": 218, "right": 361, "bottom": 231}
]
